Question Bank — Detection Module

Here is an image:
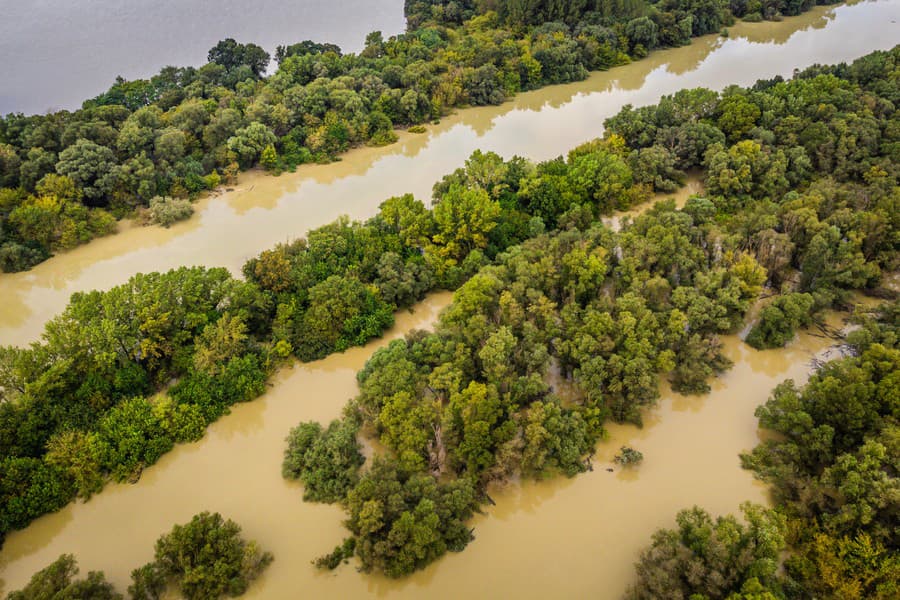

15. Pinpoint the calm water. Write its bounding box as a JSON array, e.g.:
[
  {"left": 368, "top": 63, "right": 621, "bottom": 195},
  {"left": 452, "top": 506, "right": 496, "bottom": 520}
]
[{"left": 0, "top": 0, "right": 404, "bottom": 114}]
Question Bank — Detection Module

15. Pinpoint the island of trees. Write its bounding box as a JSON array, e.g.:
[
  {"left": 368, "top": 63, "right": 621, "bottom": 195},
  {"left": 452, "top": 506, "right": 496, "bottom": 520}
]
[
  {"left": 1, "top": 0, "right": 842, "bottom": 272},
  {"left": 5, "top": 511, "right": 271, "bottom": 599},
  {"left": 0, "top": 30, "right": 896, "bottom": 600}
]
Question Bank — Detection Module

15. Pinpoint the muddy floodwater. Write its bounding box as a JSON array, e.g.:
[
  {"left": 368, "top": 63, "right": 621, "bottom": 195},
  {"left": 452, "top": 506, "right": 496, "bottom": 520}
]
[
  {"left": 1, "top": 0, "right": 898, "bottom": 347},
  {"left": 0, "top": 291, "right": 863, "bottom": 597}
]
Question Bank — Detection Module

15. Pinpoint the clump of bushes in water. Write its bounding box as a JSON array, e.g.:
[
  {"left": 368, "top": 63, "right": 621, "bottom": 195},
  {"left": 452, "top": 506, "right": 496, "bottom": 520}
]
[
  {"left": 282, "top": 419, "right": 364, "bottom": 503},
  {"left": 314, "top": 537, "right": 356, "bottom": 570},
  {"left": 745, "top": 292, "right": 816, "bottom": 349},
  {"left": 6, "top": 554, "right": 120, "bottom": 599},
  {"left": 146, "top": 195, "right": 194, "bottom": 227},
  {"left": 5, "top": 512, "right": 271, "bottom": 599},
  {"left": 129, "top": 511, "right": 273, "bottom": 600},
  {"left": 614, "top": 446, "right": 644, "bottom": 466}
]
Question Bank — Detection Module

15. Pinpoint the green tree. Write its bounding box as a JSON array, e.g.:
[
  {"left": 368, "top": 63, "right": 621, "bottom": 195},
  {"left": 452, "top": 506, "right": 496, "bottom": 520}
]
[
  {"left": 282, "top": 419, "right": 364, "bottom": 503},
  {"left": 6, "top": 554, "right": 121, "bottom": 600},
  {"left": 133, "top": 512, "right": 272, "bottom": 600},
  {"left": 628, "top": 503, "right": 786, "bottom": 599}
]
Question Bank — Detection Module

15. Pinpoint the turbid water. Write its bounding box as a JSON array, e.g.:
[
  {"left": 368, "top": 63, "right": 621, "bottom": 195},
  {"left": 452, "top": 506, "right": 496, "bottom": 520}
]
[
  {"left": 0, "top": 0, "right": 405, "bottom": 114},
  {"left": 0, "top": 290, "right": 862, "bottom": 597},
  {"left": 1, "top": 0, "right": 897, "bottom": 348}
]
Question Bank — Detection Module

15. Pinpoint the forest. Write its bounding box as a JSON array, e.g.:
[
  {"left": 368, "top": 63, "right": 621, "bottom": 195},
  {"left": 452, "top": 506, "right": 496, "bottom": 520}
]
[
  {"left": 0, "top": 0, "right": 840, "bottom": 272},
  {"left": 1, "top": 44, "right": 896, "bottom": 598}
]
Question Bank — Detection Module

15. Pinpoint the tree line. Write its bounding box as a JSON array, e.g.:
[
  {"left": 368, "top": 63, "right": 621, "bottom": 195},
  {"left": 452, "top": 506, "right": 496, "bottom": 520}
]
[
  {"left": 2, "top": 45, "right": 896, "bottom": 584},
  {"left": 0, "top": 0, "right": 833, "bottom": 272}
]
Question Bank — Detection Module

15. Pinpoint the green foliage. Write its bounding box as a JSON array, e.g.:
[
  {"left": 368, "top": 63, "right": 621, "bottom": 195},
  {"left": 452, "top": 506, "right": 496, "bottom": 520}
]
[
  {"left": 6, "top": 554, "right": 121, "bottom": 600},
  {"left": 344, "top": 457, "right": 477, "bottom": 577},
  {"left": 628, "top": 503, "right": 786, "bottom": 599},
  {"left": 614, "top": 446, "right": 644, "bottom": 465},
  {"left": 0, "top": 266, "right": 268, "bottom": 539},
  {"left": 146, "top": 196, "right": 193, "bottom": 227},
  {"left": 132, "top": 512, "right": 272, "bottom": 600},
  {"left": 746, "top": 293, "right": 815, "bottom": 349},
  {"left": 314, "top": 537, "right": 356, "bottom": 570},
  {"left": 294, "top": 275, "right": 395, "bottom": 361},
  {"left": 742, "top": 343, "right": 899, "bottom": 546},
  {"left": 740, "top": 311, "right": 899, "bottom": 595},
  {"left": 282, "top": 419, "right": 365, "bottom": 503}
]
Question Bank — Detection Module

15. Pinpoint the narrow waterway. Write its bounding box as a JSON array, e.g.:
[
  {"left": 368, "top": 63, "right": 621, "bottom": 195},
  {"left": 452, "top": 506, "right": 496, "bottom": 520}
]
[
  {"left": 1, "top": 0, "right": 897, "bottom": 347},
  {"left": 0, "top": 291, "right": 861, "bottom": 597}
]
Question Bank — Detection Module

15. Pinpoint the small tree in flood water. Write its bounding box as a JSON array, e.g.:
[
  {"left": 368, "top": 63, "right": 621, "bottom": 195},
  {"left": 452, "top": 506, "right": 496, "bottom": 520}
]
[
  {"left": 129, "top": 511, "right": 272, "bottom": 600},
  {"left": 614, "top": 446, "right": 644, "bottom": 466}
]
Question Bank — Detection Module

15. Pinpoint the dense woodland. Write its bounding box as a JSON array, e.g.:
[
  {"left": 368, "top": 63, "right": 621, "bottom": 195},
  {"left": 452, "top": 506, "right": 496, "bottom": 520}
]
[
  {"left": 0, "top": 25, "right": 896, "bottom": 600},
  {"left": 0, "top": 0, "right": 838, "bottom": 272}
]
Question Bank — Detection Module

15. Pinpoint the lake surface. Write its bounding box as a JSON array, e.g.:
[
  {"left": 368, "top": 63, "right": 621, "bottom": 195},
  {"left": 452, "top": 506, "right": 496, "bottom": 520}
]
[
  {"left": 0, "top": 0, "right": 405, "bottom": 114},
  {"left": 0, "top": 0, "right": 896, "bottom": 348}
]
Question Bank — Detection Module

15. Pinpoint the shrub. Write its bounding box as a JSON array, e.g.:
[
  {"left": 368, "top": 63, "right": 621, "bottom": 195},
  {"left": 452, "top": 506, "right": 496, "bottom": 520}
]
[{"left": 147, "top": 196, "right": 194, "bottom": 227}]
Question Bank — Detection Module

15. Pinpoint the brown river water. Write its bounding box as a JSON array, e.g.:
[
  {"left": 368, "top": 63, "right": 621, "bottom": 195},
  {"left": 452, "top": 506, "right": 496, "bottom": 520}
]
[
  {"left": 0, "top": 2, "right": 898, "bottom": 597},
  {"left": 1, "top": 0, "right": 898, "bottom": 348}
]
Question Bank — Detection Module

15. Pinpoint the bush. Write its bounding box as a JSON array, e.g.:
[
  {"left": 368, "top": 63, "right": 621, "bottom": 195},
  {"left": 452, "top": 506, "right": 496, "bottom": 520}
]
[
  {"left": 746, "top": 293, "right": 815, "bottom": 349},
  {"left": 147, "top": 196, "right": 194, "bottom": 227},
  {"left": 7, "top": 554, "right": 120, "bottom": 600},
  {"left": 132, "top": 511, "right": 273, "bottom": 600},
  {"left": 614, "top": 446, "right": 644, "bottom": 466},
  {"left": 282, "top": 419, "right": 365, "bottom": 503}
]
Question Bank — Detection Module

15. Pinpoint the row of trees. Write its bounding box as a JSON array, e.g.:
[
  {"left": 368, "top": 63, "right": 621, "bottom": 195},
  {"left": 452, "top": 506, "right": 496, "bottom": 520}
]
[
  {"left": 6, "top": 511, "right": 271, "bottom": 599},
  {"left": 628, "top": 303, "right": 899, "bottom": 598},
  {"left": 0, "top": 0, "right": 831, "bottom": 272}
]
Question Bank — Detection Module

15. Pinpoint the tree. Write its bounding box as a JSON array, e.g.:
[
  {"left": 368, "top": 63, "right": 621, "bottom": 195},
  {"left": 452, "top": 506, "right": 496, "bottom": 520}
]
[
  {"left": 628, "top": 503, "right": 786, "bottom": 599},
  {"left": 431, "top": 184, "right": 501, "bottom": 264},
  {"left": 134, "top": 512, "right": 272, "bottom": 600},
  {"left": 6, "top": 554, "right": 121, "bottom": 600},
  {"left": 146, "top": 196, "right": 193, "bottom": 227},
  {"left": 344, "top": 457, "right": 476, "bottom": 577},
  {"left": 55, "top": 139, "right": 118, "bottom": 206},
  {"left": 226, "top": 123, "right": 277, "bottom": 167},
  {"left": 294, "top": 275, "right": 394, "bottom": 361},
  {"left": 208, "top": 39, "right": 271, "bottom": 78},
  {"left": 746, "top": 293, "right": 815, "bottom": 349},
  {"left": 282, "top": 419, "right": 364, "bottom": 502}
]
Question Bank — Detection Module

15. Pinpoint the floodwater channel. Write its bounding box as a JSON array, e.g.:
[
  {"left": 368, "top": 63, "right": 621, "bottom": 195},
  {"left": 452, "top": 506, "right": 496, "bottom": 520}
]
[{"left": 1, "top": 0, "right": 897, "bottom": 347}]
